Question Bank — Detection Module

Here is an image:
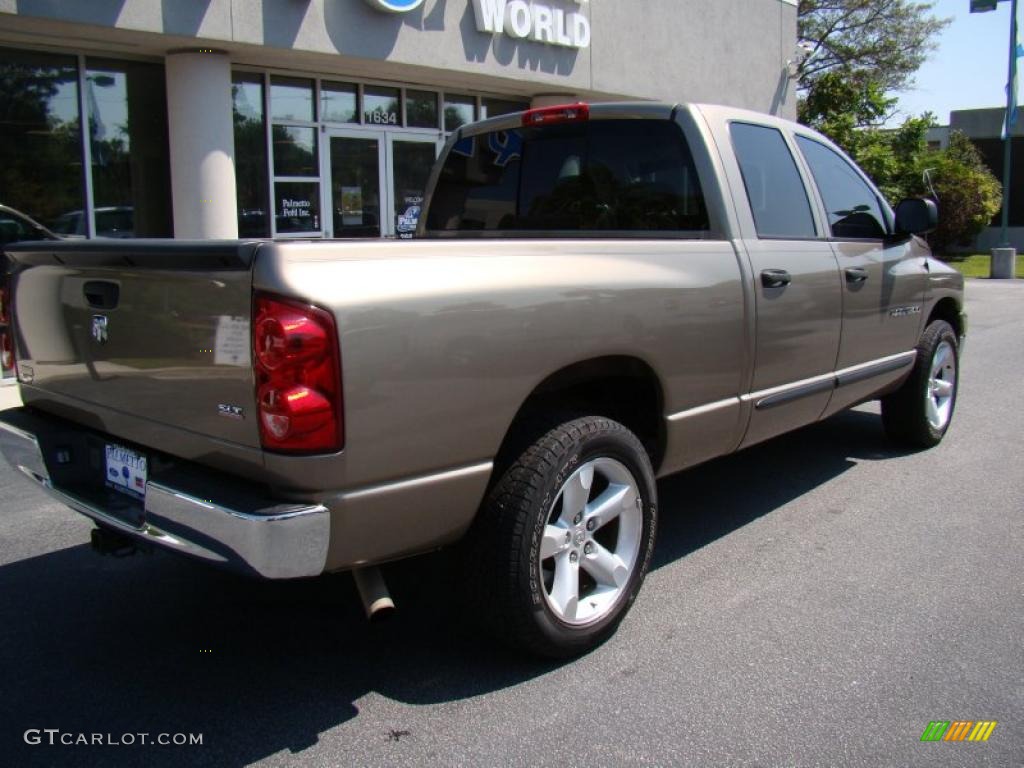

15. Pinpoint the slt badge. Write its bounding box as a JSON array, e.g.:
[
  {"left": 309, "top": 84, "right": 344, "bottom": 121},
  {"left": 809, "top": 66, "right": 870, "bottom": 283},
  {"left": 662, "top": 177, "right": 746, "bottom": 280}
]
[{"left": 91, "top": 315, "right": 109, "bottom": 344}]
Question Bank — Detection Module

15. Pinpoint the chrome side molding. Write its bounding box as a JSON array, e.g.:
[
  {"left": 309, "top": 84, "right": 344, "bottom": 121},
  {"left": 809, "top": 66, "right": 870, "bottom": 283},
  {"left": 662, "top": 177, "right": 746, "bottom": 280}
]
[{"left": 667, "top": 350, "right": 917, "bottom": 418}]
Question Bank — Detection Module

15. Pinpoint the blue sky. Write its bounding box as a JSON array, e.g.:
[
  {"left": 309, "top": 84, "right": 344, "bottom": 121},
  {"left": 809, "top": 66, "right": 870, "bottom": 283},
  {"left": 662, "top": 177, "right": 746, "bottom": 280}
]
[{"left": 894, "top": 0, "right": 1018, "bottom": 124}]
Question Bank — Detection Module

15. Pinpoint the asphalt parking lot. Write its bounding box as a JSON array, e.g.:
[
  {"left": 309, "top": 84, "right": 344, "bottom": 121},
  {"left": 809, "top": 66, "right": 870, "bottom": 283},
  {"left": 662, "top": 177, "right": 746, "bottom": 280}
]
[{"left": 0, "top": 279, "right": 1021, "bottom": 767}]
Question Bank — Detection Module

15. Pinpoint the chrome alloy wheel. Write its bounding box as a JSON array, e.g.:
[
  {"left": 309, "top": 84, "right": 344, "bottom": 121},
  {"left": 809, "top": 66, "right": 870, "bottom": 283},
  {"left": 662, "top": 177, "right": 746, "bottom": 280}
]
[
  {"left": 539, "top": 457, "right": 643, "bottom": 626},
  {"left": 926, "top": 340, "right": 956, "bottom": 431}
]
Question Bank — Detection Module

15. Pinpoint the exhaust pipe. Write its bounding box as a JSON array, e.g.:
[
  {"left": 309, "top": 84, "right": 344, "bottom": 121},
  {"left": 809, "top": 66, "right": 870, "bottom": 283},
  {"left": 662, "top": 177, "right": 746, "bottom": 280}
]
[{"left": 352, "top": 566, "right": 395, "bottom": 620}]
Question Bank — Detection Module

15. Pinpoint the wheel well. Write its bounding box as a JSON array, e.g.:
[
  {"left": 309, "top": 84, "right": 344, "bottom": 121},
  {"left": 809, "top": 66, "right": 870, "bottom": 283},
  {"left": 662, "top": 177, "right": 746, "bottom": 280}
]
[
  {"left": 928, "top": 297, "right": 963, "bottom": 338},
  {"left": 493, "top": 356, "right": 666, "bottom": 479}
]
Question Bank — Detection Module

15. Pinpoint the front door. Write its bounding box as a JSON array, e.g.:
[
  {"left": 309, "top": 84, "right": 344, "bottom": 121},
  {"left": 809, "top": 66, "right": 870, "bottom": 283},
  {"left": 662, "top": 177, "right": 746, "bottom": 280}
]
[
  {"left": 325, "top": 131, "right": 386, "bottom": 238},
  {"left": 794, "top": 135, "right": 928, "bottom": 416},
  {"left": 388, "top": 134, "right": 440, "bottom": 238},
  {"left": 324, "top": 131, "right": 440, "bottom": 238}
]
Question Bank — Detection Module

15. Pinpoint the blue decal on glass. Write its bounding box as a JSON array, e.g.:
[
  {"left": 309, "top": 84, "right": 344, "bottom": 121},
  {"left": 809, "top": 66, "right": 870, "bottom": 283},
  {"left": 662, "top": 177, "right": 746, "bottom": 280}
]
[
  {"left": 488, "top": 130, "right": 522, "bottom": 167},
  {"left": 451, "top": 136, "right": 476, "bottom": 158}
]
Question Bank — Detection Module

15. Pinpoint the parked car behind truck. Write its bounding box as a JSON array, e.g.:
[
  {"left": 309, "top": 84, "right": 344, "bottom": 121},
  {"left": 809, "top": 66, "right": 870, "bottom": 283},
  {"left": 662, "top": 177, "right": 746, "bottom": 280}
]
[
  {"left": 0, "top": 103, "right": 964, "bottom": 657},
  {"left": 0, "top": 204, "right": 59, "bottom": 380}
]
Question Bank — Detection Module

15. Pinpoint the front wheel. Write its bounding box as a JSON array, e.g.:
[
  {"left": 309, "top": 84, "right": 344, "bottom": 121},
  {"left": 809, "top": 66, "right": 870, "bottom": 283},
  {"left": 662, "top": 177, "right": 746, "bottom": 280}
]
[
  {"left": 881, "top": 319, "right": 960, "bottom": 448},
  {"left": 468, "top": 416, "right": 657, "bottom": 658}
]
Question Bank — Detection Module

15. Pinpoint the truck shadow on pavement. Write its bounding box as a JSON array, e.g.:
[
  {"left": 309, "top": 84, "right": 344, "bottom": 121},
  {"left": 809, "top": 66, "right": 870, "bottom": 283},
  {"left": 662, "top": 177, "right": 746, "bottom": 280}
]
[{"left": 0, "top": 407, "right": 906, "bottom": 767}]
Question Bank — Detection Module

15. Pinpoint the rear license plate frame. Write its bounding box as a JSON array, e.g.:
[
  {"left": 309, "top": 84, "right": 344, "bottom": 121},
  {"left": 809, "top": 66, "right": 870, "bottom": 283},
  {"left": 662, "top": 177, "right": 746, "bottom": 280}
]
[{"left": 104, "top": 442, "right": 148, "bottom": 501}]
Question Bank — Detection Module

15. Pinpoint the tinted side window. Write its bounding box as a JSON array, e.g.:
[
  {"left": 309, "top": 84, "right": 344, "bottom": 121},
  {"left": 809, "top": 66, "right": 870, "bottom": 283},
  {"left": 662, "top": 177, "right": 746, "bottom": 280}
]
[
  {"left": 729, "top": 122, "right": 816, "bottom": 239},
  {"left": 796, "top": 136, "right": 887, "bottom": 239},
  {"left": 426, "top": 119, "right": 709, "bottom": 233}
]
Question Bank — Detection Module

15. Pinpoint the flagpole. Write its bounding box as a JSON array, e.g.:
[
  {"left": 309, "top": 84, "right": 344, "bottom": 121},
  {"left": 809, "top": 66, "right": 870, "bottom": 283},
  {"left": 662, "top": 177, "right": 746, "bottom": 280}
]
[{"left": 1000, "top": 0, "right": 1018, "bottom": 246}]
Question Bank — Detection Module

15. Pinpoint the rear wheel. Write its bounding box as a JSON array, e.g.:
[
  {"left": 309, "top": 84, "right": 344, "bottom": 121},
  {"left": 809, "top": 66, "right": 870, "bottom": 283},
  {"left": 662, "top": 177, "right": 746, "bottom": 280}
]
[
  {"left": 881, "top": 320, "right": 960, "bottom": 448},
  {"left": 469, "top": 416, "right": 657, "bottom": 658}
]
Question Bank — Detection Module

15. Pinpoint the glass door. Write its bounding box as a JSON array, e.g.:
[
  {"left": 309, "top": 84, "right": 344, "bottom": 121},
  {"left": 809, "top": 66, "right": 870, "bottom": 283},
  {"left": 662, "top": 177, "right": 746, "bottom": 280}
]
[
  {"left": 325, "top": 131, "right": 385, "bottom": 238},
  {"left": 324, "top": 129, "right": 441, "bottom": 238},
  {"left": 388, "top": 134, "right": 441, "bottom": 238}
]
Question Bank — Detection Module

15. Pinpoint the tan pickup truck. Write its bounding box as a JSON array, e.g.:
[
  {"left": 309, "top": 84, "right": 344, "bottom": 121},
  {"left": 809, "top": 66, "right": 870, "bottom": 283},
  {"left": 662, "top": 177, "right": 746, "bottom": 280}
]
[{"left": 0, "top": 103, "right": 964, "bottom": 657}]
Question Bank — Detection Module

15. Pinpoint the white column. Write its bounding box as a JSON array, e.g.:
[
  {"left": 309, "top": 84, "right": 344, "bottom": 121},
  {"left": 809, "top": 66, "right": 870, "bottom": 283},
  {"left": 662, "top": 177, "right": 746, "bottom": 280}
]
[{"left": 165, "top": 50, "right": 238, "bottom": 239}]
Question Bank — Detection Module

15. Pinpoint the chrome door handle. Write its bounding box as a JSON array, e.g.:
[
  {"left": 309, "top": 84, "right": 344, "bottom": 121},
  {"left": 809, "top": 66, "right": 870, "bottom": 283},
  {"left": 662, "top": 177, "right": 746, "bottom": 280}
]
[
  {"left": 761, "top": 269, "right": 791, "bottom": 288},
  {"left": 845, "top": 267, "right": 868, "bottom": 284}
]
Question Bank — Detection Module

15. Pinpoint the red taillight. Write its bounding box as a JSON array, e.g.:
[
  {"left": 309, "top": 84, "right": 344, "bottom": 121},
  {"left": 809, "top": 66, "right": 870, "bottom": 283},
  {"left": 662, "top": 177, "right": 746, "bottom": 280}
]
[
  {"left": 0, "top": 281, "right": 13, "bottom": 374},
  {"left": 255, "top": 309, "right": 329, "bottom": 371},
  {"left": 0, "top": 328, "right": 12, "bottom": 373},
  {"left": 253, "top": 294, "right": 342, "bottom": 454},
  {"left": 521, "top": 102, "right": 589, "bottom": 127}
]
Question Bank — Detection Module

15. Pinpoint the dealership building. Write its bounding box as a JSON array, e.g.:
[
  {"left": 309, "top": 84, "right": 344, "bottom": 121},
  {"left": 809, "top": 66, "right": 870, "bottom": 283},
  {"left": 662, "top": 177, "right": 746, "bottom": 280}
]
[{"left": 0, "top": 0, "right": 798, "bottom": 243}]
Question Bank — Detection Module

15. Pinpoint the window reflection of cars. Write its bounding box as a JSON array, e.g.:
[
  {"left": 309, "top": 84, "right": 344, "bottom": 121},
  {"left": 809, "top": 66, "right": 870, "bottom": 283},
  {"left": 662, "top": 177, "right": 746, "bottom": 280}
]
[
  {"left": 0, "top": 204, "right": 60, "bottom": 247},
  {"left": 829, "top": 205, "right": 887, "bottom": 239},
  {"left": 0, "top": 204, "right": 58, "bottom": 378},
  {"left": 276, "top": 213, "right": 321, "bottom": 233},
  {"left": 239, "top": 209, "right": 268, "bottom": 238},
  {"left": 51, "top": 206, "right": 134, "bottom": 238}
]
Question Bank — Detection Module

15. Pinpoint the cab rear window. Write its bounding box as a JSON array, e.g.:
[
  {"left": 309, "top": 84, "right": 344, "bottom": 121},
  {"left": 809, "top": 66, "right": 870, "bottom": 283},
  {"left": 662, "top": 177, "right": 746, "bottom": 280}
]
[{"left": 425, "top": 119, "right": 710, "bottom": 234}]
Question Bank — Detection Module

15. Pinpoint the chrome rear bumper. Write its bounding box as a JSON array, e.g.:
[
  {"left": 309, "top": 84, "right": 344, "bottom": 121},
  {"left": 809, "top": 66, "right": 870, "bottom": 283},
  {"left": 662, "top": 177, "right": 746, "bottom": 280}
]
[{"left": 0, "top": 410, "right": 329, "bottom": 578}]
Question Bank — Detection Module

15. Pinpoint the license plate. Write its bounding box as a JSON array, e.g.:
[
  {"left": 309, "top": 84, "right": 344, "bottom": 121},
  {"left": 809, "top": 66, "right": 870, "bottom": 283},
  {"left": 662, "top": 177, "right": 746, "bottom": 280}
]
[{"left": 105, "top": 443, "right": 148, "bottom": 500}]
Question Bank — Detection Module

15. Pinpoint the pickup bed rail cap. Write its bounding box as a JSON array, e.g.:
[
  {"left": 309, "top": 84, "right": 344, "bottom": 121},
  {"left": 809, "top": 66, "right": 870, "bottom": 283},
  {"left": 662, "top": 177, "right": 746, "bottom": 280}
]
[{"left": 3, "top": 240, "right": 264, "bottom": 271}]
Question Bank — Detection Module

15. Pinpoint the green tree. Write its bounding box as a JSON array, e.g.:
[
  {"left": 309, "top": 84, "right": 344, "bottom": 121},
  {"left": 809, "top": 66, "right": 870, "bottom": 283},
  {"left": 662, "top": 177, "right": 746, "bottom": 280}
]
[
  {"left": 797, "top": 1, "right": 950, "bottom": 94},
  {"left": 796, "top": 2, "right": 950, "bottom": 156},
  {"left": 798, "top": 69, "right": 897, "bottom": 145},
  {"left": 801, "top": 84, "right": 1002, "bottom": 253},
  {"left": 0, "top": 56, "right": 84, "bottom": 227},
  {"left": 795, "top": 3, "right": 1000, "bottom": 253},
  {"left": 799, "top": 66, "right": 932, "bottom": 197},
  {"left": 908, "top": 132, "right": 1003, "bottom": 253}
]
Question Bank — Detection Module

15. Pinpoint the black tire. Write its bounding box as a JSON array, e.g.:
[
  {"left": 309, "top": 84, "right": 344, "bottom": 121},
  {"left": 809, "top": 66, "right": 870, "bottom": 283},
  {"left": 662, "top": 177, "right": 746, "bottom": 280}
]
[
  {"left": 467, "top": 416, "right": 657, "bottom": 658},
  {"left": 881, "top": 319, "right": 960, "bottom": 448}
]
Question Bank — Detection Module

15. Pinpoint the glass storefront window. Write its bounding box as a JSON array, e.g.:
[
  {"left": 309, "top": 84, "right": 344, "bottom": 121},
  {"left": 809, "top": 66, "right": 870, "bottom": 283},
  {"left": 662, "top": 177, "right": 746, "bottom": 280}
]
[
  {"left": 481, "top": 97, "right": 528, "bottom": 119},
  {"left": 273, "top": 125, "right": 318, "bottom": 177},
  {"left": 86, "top": 59, "right": 171, "bottom": 237},
  {"left": 405, "top": 90, "right": 438, "bottom": 129},
  {"left": 321, "top": 81, "right": 358, "bottom": 124},
  {"left": 274, "top": 182, "right": 320, "bottom": 233},
  {"left": 364, "top": 85, "right": 400, "bottom": 126},
  {"left": 0, "top": 48, "right": 84, "bottom": 233},
  {"left": 444, "top": 94, "right": 475, "bottom": 132},
  {"left": 232, "top": 72, "right": 269, "bottom": 237},
  {"left": 6, "top": 52, "right": 537, "bottom": 241},
  {"left": 271, "top": 76, "right": 315, "bottom": 122}
]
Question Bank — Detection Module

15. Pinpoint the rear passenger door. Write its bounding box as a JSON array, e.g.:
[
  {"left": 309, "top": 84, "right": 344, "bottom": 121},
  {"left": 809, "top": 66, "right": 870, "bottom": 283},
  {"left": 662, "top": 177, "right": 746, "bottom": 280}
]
[
  {"left": 727, "top": 122, "right": 842, "bottom": 448},
  {"left": 794, "top": 135, "right": 927, "bottom": 415}
]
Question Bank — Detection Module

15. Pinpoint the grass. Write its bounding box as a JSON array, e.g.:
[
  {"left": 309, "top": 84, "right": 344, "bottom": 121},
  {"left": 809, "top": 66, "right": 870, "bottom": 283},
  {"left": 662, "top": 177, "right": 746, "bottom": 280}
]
[{"left": 940, "top": 252, "right": 1024, "bottom": 279}]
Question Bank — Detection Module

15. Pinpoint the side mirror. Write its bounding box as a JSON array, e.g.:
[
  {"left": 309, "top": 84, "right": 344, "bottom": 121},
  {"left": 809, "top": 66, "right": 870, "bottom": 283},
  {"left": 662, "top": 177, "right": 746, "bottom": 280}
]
[{"left": 894, "top": 198, "right": 938, "bottom": 236}]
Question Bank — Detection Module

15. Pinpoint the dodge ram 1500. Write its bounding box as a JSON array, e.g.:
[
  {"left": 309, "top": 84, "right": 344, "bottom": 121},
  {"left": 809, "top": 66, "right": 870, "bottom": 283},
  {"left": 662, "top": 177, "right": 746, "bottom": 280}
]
[{"left": 0, "top": 102, "right": 965, "bottom": 656}]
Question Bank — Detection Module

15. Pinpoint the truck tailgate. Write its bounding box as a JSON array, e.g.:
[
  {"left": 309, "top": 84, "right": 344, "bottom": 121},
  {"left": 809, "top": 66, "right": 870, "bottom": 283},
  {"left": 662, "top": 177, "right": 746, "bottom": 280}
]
[{"left": 5, "top": 241, "right": 261, "bottom": 451}]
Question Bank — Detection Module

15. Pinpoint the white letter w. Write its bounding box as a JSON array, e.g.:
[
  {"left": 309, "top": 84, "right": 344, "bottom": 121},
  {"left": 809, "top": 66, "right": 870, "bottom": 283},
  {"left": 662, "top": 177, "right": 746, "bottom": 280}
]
[{"left": 472, "top": 0, "right": 507, "bottom": 33}]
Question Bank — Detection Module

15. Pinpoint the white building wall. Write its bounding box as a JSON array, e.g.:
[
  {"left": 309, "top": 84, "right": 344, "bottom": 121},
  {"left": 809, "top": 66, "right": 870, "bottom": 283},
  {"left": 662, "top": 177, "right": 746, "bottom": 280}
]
[{"left": 0, "top": 0, "right": 799, "bottom": 117}]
